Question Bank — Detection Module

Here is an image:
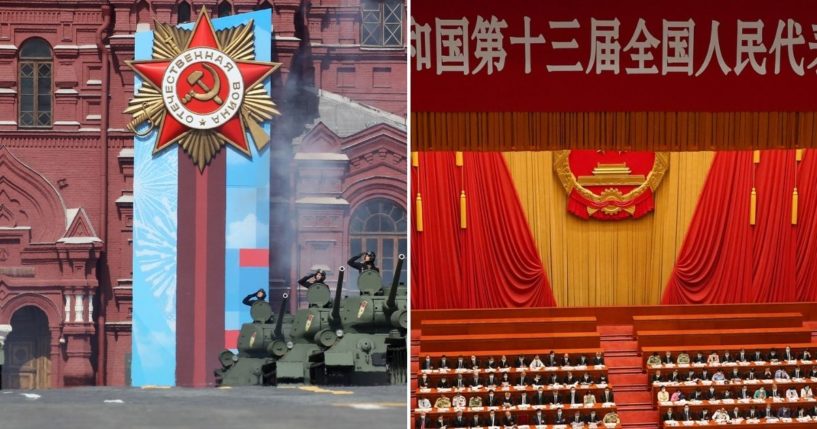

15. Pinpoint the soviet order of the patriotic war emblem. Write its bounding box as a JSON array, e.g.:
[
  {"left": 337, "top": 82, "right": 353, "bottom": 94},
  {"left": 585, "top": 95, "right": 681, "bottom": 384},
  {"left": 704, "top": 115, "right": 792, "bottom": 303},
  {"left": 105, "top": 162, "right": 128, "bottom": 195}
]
[
  {"left": 554, "top": 150, "right": 669, "bottom": 220},
  {"left": 125, "top": 8, "right": 280, "bottom": 170}
]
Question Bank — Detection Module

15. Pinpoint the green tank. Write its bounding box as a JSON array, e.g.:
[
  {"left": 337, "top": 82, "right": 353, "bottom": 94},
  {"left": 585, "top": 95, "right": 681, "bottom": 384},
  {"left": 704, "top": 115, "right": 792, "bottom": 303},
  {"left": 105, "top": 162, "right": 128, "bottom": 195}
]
[
  {"left": 310, "top": 254, "right": 407, "bottom": 385},
  {"left": 275, "top": 267, "right": 346, "bottom": 382},
  {"left": 215, "top": 292, "right": 290, "bottom": 386}
]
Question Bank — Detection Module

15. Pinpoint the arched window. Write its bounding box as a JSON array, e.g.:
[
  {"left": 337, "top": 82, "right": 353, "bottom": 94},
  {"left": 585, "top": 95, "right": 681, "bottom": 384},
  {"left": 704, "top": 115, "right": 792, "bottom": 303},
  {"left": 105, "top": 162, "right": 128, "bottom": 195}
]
[
  {"left": 217, "top": 1, "right": 233, "bottom": 17},
  {"left": 254, "top": 1, "right": 272, "bottom": 11},
  {"left": 18, "top": 39, "right": 52, "bottom": 128},
  {"left": 349, "top": 198, "right": 407, "bottom": 287},
  {"left": 176, "top": 1, "right": 191, "bottom": 23},
  {"left": 361, "top": 0, "right": 403, "bottom": 47}
]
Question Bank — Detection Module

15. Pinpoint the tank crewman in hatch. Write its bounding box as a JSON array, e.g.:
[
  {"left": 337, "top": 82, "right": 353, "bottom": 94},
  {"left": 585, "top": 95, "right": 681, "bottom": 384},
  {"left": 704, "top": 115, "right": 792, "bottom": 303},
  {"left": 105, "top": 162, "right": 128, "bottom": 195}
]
[
  {"left": 347, "top": 251, "right": 379, "bottom": 272},
  {"left": 297, "top": 268, "right": 327, "bottom": 288},
  {"left": 242, "top": 288, "right": 267, "bottom": 306}
]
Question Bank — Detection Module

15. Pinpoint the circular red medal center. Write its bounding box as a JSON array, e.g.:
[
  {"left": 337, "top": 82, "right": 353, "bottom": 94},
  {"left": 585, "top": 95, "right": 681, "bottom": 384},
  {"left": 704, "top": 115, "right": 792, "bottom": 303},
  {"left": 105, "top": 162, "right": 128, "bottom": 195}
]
[{"left": 176, "top": 62, "right": 232, "bottom": 115}]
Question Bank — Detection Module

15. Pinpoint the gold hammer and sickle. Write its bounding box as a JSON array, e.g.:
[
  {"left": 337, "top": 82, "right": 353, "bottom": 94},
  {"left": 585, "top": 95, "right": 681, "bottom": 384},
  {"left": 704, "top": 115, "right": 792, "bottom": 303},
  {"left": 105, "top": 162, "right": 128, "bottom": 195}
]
[{"left": 182, "top": 63, "right": 223, "bottom": 105}]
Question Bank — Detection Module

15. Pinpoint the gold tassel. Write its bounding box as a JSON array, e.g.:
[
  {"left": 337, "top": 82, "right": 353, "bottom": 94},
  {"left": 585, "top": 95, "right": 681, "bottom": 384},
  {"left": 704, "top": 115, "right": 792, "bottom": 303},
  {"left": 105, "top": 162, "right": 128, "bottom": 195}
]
[
  {"left": 455, "top": 151, "right": 463, "bottom": 167},
  {"left": 753, "top": 150, "right": 760, "bottom": 164},
  {"left": 750, "top": 187, "right": 757, "bottom": 225},
  {"left": 415, "top": 193, "right": 424, "bottom": 232},
  {"left": 796, "top": 149, "right": 804, "bottom": 162},
  {"left": 792, "top": 188, "right": 799, "bottom": 225},
  {"left": 411, "top": 151, "right": 419, "bottom": 167},
  {"left": 460, "top": 190, "right": 467, "bottom": 229}
]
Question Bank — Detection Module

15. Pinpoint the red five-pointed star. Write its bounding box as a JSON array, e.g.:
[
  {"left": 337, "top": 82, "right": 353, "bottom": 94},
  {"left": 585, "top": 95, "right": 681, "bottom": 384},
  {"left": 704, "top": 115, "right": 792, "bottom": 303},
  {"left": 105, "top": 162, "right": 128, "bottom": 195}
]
[{"left": 129, "top": 8, "right": 278, "bottom": 156}]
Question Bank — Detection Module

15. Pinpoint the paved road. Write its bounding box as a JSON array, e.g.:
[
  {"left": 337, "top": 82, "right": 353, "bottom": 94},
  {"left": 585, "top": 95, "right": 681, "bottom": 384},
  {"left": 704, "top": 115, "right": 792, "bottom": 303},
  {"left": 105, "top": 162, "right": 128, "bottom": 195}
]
[{"left": 0, "top": 385, "right": 406, "bottom": 429}]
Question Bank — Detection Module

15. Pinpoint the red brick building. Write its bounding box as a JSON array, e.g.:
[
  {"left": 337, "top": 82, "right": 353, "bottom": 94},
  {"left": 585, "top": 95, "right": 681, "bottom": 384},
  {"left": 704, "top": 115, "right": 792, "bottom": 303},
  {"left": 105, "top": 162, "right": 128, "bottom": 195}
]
[{"left": 0, "top": 0, "right": 406, "bottom": 388}]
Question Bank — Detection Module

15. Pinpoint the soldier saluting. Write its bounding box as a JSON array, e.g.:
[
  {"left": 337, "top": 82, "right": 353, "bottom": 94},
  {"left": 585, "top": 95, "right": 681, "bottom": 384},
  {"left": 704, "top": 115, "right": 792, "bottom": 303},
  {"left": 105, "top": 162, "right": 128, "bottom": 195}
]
[
  {"left": 241, "top": 288, "right": 266, "bottom": 306},
  {"left": 347, "top": 251, "right": 379, "bottom": 272},
  {"left": 297, "top": 268, "right": 327, "bottom": 288}
]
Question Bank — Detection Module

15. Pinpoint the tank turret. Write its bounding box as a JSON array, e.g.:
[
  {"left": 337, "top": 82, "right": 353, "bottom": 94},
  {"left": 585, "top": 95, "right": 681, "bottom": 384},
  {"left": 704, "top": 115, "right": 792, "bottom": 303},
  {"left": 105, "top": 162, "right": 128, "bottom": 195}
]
[{"left": 316, "top": 254, "right": 407, "bottom": 384}]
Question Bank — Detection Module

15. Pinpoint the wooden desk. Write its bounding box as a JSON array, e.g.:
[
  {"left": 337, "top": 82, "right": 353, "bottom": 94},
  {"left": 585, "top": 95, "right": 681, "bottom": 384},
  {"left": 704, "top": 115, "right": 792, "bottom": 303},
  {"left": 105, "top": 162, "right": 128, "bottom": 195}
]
[
  {"left": 415, "top": 383, "right": 614, "bottom": 404},
  {"left": 421, "top": 317, "right": 598, "bottom": 336},
  {"left": 633, "top": 313, "right": 803, "bottom": 331},
  {"left": 649, "top": 378, "right": 817, "bottom": 404},
  {"left": 662, "top": 420, "right": 817, "bottom": 428},
  {"left": 419, "top": 348, "right": 605, "bottom": 362},
  {"left": 640, "top": 343, "right": 816, "bottom": 366},
  {"left": 656, "top": 396, "right": 817, "bottom": 413},
  {"left": 413, "top": 403, "right": 618, "bottom": 422},
  {"left": 421, "top": 332, "right": 601, "bottom": 353},
  {"left": 636, "top": 327, "right": 813, "bottom": 348},
  {"left": 645, "top": 361, "right": 817, "bottom": 377}
]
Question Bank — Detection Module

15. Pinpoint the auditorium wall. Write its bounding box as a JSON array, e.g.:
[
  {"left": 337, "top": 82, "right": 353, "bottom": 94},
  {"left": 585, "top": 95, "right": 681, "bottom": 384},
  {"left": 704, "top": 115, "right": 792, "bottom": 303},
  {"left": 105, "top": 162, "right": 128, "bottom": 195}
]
[{"left": 504, "top": 151, "right": 714, "bottom": 307}]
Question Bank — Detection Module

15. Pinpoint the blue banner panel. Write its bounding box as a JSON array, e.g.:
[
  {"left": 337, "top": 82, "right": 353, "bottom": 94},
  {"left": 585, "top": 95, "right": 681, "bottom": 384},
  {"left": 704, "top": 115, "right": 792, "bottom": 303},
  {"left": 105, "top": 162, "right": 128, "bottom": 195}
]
[{"left": 132, "top": 29, "right": 179, "bottom": 387}]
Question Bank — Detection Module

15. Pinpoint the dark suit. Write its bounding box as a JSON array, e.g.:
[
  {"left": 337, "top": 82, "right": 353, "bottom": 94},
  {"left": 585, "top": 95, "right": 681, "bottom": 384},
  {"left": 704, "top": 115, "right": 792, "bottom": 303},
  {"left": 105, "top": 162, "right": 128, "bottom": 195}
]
[
  {"left": 502, "top": 415, "right": 515, "bottom": 426},
  {"left": 547, "top": 354, "right": 557, "bottom": 367},
  {"left": 762, "top": 408, "right": 774, "bottom": 418},
  {"left": 419, "top": 378, "right": 430, "bottom": 388},
  {"left": 784, "top": 350, "right": 795, "bottom": 361},
  {"left": 518, "top": 395, "right": 530, "bottom": 406},
  {"left": 470, "top": 377, "right": 482, "bottom": 387},
  {"left": 485, "top": 375, "right": 497, "bottom": 386},
  {"left": 568, "top": 391, "right": 580, "bottom": 405},
  {"left": 691, "top": 391, "right": 703, "bottom": 401},
  {"left": 594, "top": 356, "right": 604, "bottom": 365},
  {"left": 562, "top": 356, "right": 571, "bottom": 366},
  {"left": 437, "top": 380, "right": 449, "bottom": 389},
  {"left": 485, "top": 415, "right": 499, "bottom": 427},
  {"left": 485, "top": 395, "right": 499, "bottom": 407},
  {"left": 680, "top": 409, "right": 694, "bottom": 421},
  {"left": 753, "top": 351, "right": 764, "bottom": 361},
  {"left": 416, "top": 416, "right": 432, "bottom": 429},
  {"left": 501, "top": 396, "right": 515, "bottom": 407},
  {"left": 531, "top": 414, "right": 545, "bottom": 425},
  {"left": 434, "top": 418, "right": 446, "bottom": 429},
  {"left": 456, "top": 360, "right": 466, "bottom": 370},
  {"left": 602, "top": 391, "right": 614, "bottom": 403},
  {"left": 422, "top": 360, "right": 433, "bottom": 370},
  {"left": 768, "top": 351, "right": 779, "bottom": 361},
  {"left": 731, "top": 410, "right": 743, "bottom": 420},
  {"left": 662, "top": 411, "right": 675, "bottom": 421},
  {"left": 570, "top": 415, "right": 583, "bottom": 425},
  {"left": 747, "top": 409, "right": 759, "bottom": 419},
  {"left": 498, "top": 360, "right": 510, "bottom": 369},
  {"left": 515, "top": 357, "right": 526, "bottom": 367},
  {"left": 706, "top": 389, "right": 719, "bottom": 400},
  {"left": 533, "top": 391, "right": 547, "bottom": 405},
  {"left": 452, "top": 416, "right": 467, "bottom": 428},
  {"left": 738, "top": 351, "right": 748, "bottom": 362},
  {"left": 471, "top": 417, "right": 481, "bottom": 427},
  {"left": 552, "top": 413, "right": 566, "bottom": 424},
  {"left": 777, "top": 408, "right": 791, "bottom": 418},
  {"left": 454, "top": 378, "right": 466, "bottom": 389},
  {"left": 722, "top": 353, "right": 732, "bottom": 362},
  {"left": 550, "top": 392, "right": 562, "bottom": 405}
]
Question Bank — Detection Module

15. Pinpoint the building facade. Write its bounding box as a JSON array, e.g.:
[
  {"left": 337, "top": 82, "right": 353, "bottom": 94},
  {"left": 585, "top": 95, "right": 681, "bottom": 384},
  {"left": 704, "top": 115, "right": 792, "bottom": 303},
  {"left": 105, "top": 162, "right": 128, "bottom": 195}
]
[{"left": 0, "top": 0, "right": 405, "bottom": 388}]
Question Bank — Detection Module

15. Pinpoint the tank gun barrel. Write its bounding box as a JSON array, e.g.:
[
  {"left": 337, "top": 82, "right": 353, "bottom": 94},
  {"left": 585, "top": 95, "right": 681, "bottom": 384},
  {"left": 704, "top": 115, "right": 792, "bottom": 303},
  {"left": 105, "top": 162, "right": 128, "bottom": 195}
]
[
  {"left": 273, "top": 292, "right": 289, "bottom": 340},
  {"left": 331, "top": 266, "right": 345, "bottom": 324},
  {"left": 386, "top": 254, "right": 405, "bottom": 310}
]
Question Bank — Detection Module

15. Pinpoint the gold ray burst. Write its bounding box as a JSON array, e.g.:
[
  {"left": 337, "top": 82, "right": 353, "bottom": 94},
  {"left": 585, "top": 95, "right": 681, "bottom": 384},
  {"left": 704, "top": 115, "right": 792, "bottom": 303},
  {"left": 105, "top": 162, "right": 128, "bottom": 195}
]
[
  {"left": 152, "top": 21, "right": 191, "bottom": 60},
  {"left": 179, "top": 130, "right": 226, "bottom": 171},
  {"left": 124, "top": 81, "right": 164, "bottom": 135},
  {"left": 217, "top": 21, "right": 256, "bottom": 61},
  {"left": 241, "top": 81, "right": 280, "bottom": 150}
]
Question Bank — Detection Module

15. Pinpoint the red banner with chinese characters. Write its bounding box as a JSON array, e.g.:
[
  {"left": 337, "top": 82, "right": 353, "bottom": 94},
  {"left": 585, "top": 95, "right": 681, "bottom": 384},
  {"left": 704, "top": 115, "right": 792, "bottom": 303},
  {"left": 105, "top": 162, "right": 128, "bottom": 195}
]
[
  {"left": 554, "top": 151, "right": 668, "bottom": 220},
  {"left": 411, "top": 0, "right": 817, "bottom": 111}
]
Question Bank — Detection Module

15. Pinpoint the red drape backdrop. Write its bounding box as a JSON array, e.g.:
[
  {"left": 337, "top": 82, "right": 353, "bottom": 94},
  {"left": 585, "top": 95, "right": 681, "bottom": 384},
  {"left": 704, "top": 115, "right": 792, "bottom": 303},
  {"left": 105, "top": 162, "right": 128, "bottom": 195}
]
[
  {"left": 663, "top": 149, "right": 817, "bottom": 304},
  {"left": 411, "top": 152, "right": 556, "bottom": 309}
]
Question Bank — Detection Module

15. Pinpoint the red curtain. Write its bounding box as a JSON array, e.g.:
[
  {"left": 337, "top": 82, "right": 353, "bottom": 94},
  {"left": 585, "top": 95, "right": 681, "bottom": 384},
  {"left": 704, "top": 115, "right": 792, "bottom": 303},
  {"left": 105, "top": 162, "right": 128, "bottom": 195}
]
[
  {"left": 663, "top": 150, "right": 817, "bottom": 304},
  {"left": 411, "top": 152, "right": 556, "bottom": 309}
]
